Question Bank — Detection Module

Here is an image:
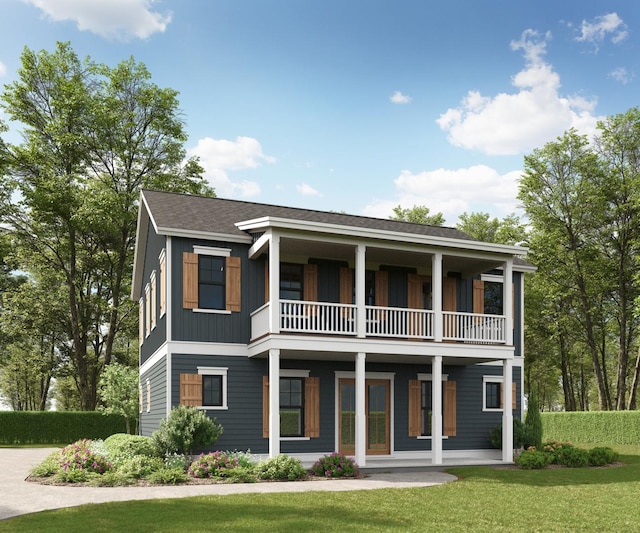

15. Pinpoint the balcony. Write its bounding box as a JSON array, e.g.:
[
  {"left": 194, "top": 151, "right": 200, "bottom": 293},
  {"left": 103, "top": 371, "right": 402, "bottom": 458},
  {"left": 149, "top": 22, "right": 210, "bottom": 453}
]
[{"left": 251, "top": 300, "right": 507, "bottom": 344}]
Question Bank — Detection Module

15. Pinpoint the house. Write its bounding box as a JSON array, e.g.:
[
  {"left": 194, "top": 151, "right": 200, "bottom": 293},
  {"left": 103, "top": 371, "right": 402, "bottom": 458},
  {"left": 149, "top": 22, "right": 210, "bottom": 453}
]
[{"left": 132, "top": 189, "right": 535, "bottom": 466}]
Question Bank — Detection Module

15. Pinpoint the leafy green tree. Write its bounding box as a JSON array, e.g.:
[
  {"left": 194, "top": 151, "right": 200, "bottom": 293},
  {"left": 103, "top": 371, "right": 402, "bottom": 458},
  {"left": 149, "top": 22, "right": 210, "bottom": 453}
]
[
  {"left": 456, "top": 212, "right": 528, "bottom": 245},
  {"left": 0, "top": 42, "right": 214, "bottom": 410},
  {"left": 523, "top": 389, "right": 542, "bottom": 449},
  {"left": 98, "top": 363, "right": 139, "bottom": 434},
  {"left": 390, "top": 204, "right": 445, "bottom": 226}
]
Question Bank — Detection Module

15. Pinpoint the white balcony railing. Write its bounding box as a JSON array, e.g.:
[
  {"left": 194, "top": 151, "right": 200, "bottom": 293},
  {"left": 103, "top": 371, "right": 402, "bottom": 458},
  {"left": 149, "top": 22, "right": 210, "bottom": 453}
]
[{"left": 250, "top": 301, "right": 506, "bottom": 344}]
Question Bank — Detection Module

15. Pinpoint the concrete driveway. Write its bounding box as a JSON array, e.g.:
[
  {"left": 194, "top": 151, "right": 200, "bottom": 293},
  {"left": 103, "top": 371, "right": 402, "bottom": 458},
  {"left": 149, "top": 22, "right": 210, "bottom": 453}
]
[{"left": 0, "top": 448, "right": 456, "bottom": 520}]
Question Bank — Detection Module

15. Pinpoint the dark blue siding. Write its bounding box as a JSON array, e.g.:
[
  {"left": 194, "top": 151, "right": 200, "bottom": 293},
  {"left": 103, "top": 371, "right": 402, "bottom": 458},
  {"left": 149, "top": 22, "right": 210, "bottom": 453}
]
[{"left": 140, "top": 357, "right": 167, "bottom": 436}]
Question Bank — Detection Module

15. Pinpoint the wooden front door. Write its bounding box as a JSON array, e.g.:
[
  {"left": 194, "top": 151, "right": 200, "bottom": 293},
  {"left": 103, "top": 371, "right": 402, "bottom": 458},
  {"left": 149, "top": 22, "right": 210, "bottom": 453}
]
[{"left": 338, "top": 379, "right": 390, "bottom": 455}]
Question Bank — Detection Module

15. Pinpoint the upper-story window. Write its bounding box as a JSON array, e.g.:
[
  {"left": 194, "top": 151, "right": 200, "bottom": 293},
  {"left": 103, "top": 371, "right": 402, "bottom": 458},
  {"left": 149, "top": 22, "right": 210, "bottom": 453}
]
[
  {"left": 280, "top": 263, "right": 303, "bottom": 300},
  {"left": 484, "top": 280, "right": 503, "bottom": 315},
  {"left": 199, "top": 255, "right": 226, "bottom": 310}
]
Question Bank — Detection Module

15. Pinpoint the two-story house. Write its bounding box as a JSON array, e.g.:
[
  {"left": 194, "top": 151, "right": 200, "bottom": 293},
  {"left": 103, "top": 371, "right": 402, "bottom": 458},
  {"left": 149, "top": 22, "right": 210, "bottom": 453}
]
[{"left": 132, "top": 189, "right": 534, "bottom": 466}]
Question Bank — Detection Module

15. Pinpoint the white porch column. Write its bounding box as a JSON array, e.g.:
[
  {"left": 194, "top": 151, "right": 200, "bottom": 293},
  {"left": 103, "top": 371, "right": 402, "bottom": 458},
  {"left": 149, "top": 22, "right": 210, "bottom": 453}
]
[
  {"left": 355, "top": 245, "right": 366, "bottom": 338},
  {"left": 268, "top": 349, "right": 280, "bottom": 457},
  {"left": 432, "top": 355, "right": 443, "bottom": 465},
  {"left": 502, "top": 358, "right": 513, "bottom": 463},
  {"left": 504, "top": 259, "right": 513, "bottom": 346},
  {"left": 269, "top": 233, "right": 280, "bottom": 334},
  {"left": 355, "top": 352, "right": 366, "bottom": 466},
  {"left": 432, "top": 252, "right": 443, "bottom": 342}
]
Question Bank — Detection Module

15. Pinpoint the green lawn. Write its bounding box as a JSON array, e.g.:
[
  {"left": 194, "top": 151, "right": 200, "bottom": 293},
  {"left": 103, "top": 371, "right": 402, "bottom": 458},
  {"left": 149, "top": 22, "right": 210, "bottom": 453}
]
[{"left": 3, "top": 445, "right": 640, "bottom": 532}]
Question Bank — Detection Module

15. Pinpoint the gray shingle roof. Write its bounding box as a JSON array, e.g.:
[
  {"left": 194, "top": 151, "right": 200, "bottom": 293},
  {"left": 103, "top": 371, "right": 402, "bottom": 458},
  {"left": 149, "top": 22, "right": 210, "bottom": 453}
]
[{"left": 142, "top": 189, "right": 477, "bottom": 242}]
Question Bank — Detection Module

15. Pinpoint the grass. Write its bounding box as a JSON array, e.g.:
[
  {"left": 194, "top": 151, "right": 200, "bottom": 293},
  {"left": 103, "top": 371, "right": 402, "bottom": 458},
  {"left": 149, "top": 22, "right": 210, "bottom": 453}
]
[{"left": 2, "top": 444, "right": 640, "bottom": 532}]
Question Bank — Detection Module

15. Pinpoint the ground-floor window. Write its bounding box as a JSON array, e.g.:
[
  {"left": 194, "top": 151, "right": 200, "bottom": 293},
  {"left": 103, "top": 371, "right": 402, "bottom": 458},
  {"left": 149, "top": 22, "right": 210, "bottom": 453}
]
[{"left": 280, "top": 377, "right": 304, "bottom": 437}]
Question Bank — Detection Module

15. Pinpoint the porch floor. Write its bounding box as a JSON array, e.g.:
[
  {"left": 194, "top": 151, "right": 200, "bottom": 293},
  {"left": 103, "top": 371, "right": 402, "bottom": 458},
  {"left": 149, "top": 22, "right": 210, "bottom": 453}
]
[{"left": 299, "top": 454, "right": 509, "bottom": 471}]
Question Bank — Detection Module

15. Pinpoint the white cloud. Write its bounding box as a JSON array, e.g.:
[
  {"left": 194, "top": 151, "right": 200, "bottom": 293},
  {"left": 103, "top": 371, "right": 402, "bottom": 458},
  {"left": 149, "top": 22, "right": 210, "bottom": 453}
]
[
  {"left": 437, "top": 29, "right": 602, "bottom": 156},
  {"left": 609, "top": 67, "right": 631, "bottom": 85},
  {"left": 296, "top": 183, "right": 321, "bottom": 196},
  {"left": 24, "top": 0, "right": 172, "bottom": 40},
  {"left": 390, "top": 91, "right": 412, "bottom": 104},
  {"left": 0, "top": 61, "right": 6, "bottom": 76},
  {"left": 188, "top": 136, "right": 276, "bottom": 198},
  {"left": 362, "top": 165, "right": 523, "bottom": 223},
  {"left": 576, "top": 13, "right": 628, "bottom": 50}
]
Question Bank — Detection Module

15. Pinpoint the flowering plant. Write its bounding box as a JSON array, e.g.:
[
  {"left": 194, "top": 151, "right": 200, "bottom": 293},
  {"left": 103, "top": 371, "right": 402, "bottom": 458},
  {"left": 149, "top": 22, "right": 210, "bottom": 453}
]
[
  {"left": 58, "top": 439, "right": 112, "bottom": 474},
  {"left": 188, "top": 451, "right": 239, "bottom": 478},
  {"left": 310, "top": 452, "right": 360, "bottom": 478}
]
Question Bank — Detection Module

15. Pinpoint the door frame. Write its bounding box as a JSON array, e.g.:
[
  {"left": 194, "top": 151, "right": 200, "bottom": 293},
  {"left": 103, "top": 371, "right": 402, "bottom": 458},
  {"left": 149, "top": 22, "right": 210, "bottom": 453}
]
[{"left": 335, "top": 371, "right": 395, "bottom": 456}]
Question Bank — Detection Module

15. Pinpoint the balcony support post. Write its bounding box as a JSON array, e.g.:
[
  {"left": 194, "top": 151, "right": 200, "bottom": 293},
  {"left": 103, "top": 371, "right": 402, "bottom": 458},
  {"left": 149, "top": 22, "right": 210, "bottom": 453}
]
[
  {"left": 268, "top": 348, "right": 280, "bottom": 457},
  {"left": 432, "top": 252, "right": 443, "bottom": 342},
  {"left": 355, "top": 352, "right": 366, "bottom": 466},
  {"left": 504, "top": 259, "right": 513, "bottom": 345},
  {"left": 432, "top": 355, "right": 443, "bottom": 465},
  {"left": 502, "top": 358, "right": 513, "bottom": 463},
  {"left": 356, "top": 245, "right": 366, "bottom": 338},
  {"left": 269, "top": 232, "right": 280, "bottom": 334}
]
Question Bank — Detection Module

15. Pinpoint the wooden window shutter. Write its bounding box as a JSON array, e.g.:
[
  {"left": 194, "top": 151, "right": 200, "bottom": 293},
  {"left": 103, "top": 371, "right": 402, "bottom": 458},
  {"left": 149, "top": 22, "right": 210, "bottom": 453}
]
[
  {"left": 443, "top": 277, "right": 457, "bottom": 312},
  {"left": 473, "top": 279, "right": 484, "bottom": 314},
  {"left": 264, "top": 260, "right": 270, "bottom": 303},
  {"left": 408, "top": 379, "right": 422, "bottom": 437},
  {"left": 182, "top": 252, "right": 199, "bottom": 309},
  {"left": 226, "top": 256, "right": 241, "bottom": 312},
  {"left": 146, "top": 380, "right": 151, "bottom": 412},
  {"left": 305, "top": 377, "right": 320, "bottom": 438},
  {"left": 159, "top": 253, "right": 166, "bottom": 316},
  {"left": 375, "top": 270, "right": 388, "bottom": 307},
  {"left": 444, "top": 381, "right": 457, "bottom": 437},
  {"left": 262, "top": 376, "right": 269, "bottom": 438},
  {"left": 498, "top": 382, "right": 517, "bottom": 410},
  {"left": 407, "top": 274, "right": 422, "bottom": 310},
  {"left": 339, "top": 267, "right": 353, "bottom": 304},
  {"left": 303, "top": 264, "right": 318, "bottom": 301},
  {"left": 139, "top": 300, "right": 144, "bottom": 344},
  {"left": 180, "top": 373, "right": 202, "bottom": 406}
]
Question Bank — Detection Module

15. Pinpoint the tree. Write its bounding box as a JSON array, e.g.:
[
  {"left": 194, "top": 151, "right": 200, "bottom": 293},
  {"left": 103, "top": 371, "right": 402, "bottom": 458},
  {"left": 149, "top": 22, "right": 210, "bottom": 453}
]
[
  {"left": 98, "top": 363, "right": 139, "bottom": 434},
  {"left": 390, "top": 205, "right": 445, "bottom": 226},
  {"left": 456, "top": 212, "right": 528, "bottom": 245},
  {"left": 0, "top": 42, "right": 214, "bottom": 410}
]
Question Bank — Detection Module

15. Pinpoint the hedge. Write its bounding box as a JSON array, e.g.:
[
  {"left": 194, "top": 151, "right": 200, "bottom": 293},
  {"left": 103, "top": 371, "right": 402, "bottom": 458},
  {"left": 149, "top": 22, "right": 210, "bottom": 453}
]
[
  {"left": 541, "top": 411, "right": 640, "bottom": 445},
  {"left": 0, "top": 411, "right": 130, "bottom": 445}
]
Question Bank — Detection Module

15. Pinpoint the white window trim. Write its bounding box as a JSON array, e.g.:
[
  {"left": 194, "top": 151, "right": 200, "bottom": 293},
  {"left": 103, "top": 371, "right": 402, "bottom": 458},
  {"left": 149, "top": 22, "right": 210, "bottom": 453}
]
[
  {"left": 139, "top": 297, "right": 145, "bottom": 346},
  {"left": 481, "top": 273, "right": 504, "bottom": 283},
  {"left": 483, "top": 375, "right": 504, "bottom": 412},
  {"left": 144, "top": 284, "right": 151, "bottom": 338},
  {"left": 146, "top": 379, "right": 151, "bottom": 413},
  {"left": 159, "top": 248, "right": 166, "bottom": 318},
  {"left": 150, "top": 270, "right": 157, "bottom": 331},
  {"left": 197, "top": 367, "right": 228, "bottom": 410},
  {"left": 279, "top": 369, "right": 310, "bottom": 440},
  {"left": 191, "top": 246, "right": 233, "bottom": 313},
  {"left": 416, "top": 374, "right": 448, "bottom": 440}
]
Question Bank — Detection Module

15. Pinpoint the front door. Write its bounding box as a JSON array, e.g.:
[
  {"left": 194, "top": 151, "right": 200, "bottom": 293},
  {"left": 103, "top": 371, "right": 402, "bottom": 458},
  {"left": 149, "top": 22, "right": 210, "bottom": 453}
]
[{"left": 338, "top": 379, "right": 390, "bottom": 455}]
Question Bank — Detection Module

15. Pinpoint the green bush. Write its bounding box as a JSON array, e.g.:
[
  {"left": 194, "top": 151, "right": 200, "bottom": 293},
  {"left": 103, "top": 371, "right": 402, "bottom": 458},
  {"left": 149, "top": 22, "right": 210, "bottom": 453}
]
[
  {"left": 164, "top": 453, "right": 190, "bottom": 470},
  {"left": 256, "top": 454, "right": 307, "bottom": 481},
  {"left": 152, "top": 406, "right": 223, "bottom": 456},
  {"left": 556, "top": 446, "right": 590, "bottom": 468},
  {"left": 588, "top": 447, "right": 619, "bottom": 467},
  {"left": 515, "top": 449, "right": 549, "bottom": 469},
  {"left": 490, "top": 418, "right": 526, "bottom": 449},
  {"left": 117, "top": 455, "right": 165, "bottom": 479},
  {"left": 523, "top": 391, "right": 543, "bottom": 450},
  {"left": 310, "top": 452, "right": 360, "bottom": 478},
  {"left": 58, "top": 439, "right": 112, "bottom": 475},
  {"left": 29, "top": 451, "right": 62, "bottom": 478},
  {"left": 146, "top": 467, "right": 189, "bottom": 485},
  {"left": 541, "top": 440, "right": 575, "bottom": 464},
  {"left": 541, "top": 411, "right": 640, "bottom": 444},
  {"left": 103, "top": 433, "right": 158, "bottom": 465},
  {"left": 0, "top": 411, "right": 128, "bottom": 444},
  {"left": 87, "top": 471, "right": 136, "bottom": 487}
]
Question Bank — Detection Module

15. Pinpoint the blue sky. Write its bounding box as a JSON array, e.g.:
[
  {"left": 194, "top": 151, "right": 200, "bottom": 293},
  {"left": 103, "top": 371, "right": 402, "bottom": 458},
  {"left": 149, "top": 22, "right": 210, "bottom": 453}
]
[{"left": 0, "top": 1, "right": 638, "bottom": 224}]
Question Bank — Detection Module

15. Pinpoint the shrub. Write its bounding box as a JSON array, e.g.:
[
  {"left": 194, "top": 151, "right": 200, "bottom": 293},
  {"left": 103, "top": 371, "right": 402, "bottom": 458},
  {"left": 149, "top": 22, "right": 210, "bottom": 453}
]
[
  {"left": 220, "top": 467, "right": 258, "bottom": 483},
  {"left": 515, "top": 449, "right": 549, "bottom": 469},
  {"left": 588, "top": 447, "right": 619, "bottom": 467},
  {"left": 256, "top": 454, "right": 307, "bottom": 481},
  {"left": 542, "top": 440, "right": 574, "bottom": 464},
  {"left": 310, "top": 452, "right": 360, "bottom": 478},
  {"left": 164, "top": 453, "right": 190, "bottom": 471},
  {"left": 104, "top": 433, "right": 158, "bottom": 465},
  {"left": 117, "top": 455, "right": 165, "bottom": 479},
  {"left": 556, "top": 446, "right": 590, "bottom": 468},
  {"left": 53, "top": 467, "right": 89, "bottom": 483},
  {"left": 30, "top": 451, "right": 62, "bottom": 478},
  {"left": 523, "top": 390, "right": 543, "bottom": 450},
  {"left": 188, "top": 451, "right": 240, "bottom": 479},
  {"left": 152, "top": 406, "right": 223, "bottom": 456},
  {"left": 59, "top": 439, "right": 112, "bottom": 475},
  {"left": 490, "top": 418, "right": 526, "bottom": 449},
  {"left": 87, "top": 471, "right": 136, "bottom": 487},
  {"left": 146, "top": 467, "right": 189, "bottom": 485}
]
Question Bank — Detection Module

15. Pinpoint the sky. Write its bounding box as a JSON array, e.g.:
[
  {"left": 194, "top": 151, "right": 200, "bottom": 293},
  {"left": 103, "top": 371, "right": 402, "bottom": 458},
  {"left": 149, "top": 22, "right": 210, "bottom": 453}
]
[{"left": 0, "top": 0, "right": 638, "bottom": 226}]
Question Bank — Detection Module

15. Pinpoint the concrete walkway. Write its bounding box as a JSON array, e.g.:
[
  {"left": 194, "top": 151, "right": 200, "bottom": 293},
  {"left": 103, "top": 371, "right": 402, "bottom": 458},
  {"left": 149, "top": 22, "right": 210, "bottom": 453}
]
[{"left": 0, "top": 448, "right": 457, "bottom": 521}]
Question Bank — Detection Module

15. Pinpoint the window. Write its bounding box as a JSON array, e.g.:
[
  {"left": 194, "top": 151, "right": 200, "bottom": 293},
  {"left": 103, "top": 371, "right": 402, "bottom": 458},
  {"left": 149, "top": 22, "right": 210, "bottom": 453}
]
[
  {"left": 280, "top": 377, "right": 304, "bottom": 437},
  {"left": 150, "top": 271, "right": 157, "bottom": 330},
  {"left": 139, "top": 298, "right": 144, "bottom": 344},
  {"left": 280, "top": 263, "right": 303, "bottom": 300},
  {"left": 199, "top": 255, "right": 226, "bottom": 310},
  {"left": 159, "top": 249, "right": 166, "bottom": 317},
  {"left": 179, "top": 368, "right": 228, "bottom": 409},
  {"left": 182, "top": 248, "right": 241, "bottom": 312},
  {"left": 484, "top": 281, "right": 503, "bottom": 315},
  {"left": 365, "top": 270, "right": 376, "bottom": 305},
  {"left": 483, "top": 376, "right": 516, "bottom": 411},
  {"left": 421, "top": 381, "right": 432, "bottom": 436},
  {"left": 146, "top": 380, "right": 151, "bottom": 412},
  {"left": 144, "top": 284, "right": 151, "bottom": 337},
  {"left": 202, "top": 375, "right": 223, "bottom": 407},
  {"left": 408, "top": 376, "right": 456, "bottom": 437}
]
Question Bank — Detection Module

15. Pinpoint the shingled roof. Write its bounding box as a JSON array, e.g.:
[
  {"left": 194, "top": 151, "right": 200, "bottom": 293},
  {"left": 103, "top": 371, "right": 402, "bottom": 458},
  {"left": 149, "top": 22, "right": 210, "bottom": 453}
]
[{"left": 141, "top": 189, "right": 478, "bottom": 242}]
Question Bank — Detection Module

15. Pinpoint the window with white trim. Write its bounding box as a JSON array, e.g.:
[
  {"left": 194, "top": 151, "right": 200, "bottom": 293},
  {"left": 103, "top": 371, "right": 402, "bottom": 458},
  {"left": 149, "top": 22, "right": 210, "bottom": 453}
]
[
  {"left": 150, "top": 271, "right": 157, "bottom": 330},
  {"left": 144, "top": 284, "right": 151, "bottom": 337},
  {"left": 483, "top": 376, "right": 516, "bottom": 412},
  {"left": 178, "top": 367, "right": 228, "bottom": 409},
  {"left": 159, "top": 249, "right": 166, "bottom": 317}
]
